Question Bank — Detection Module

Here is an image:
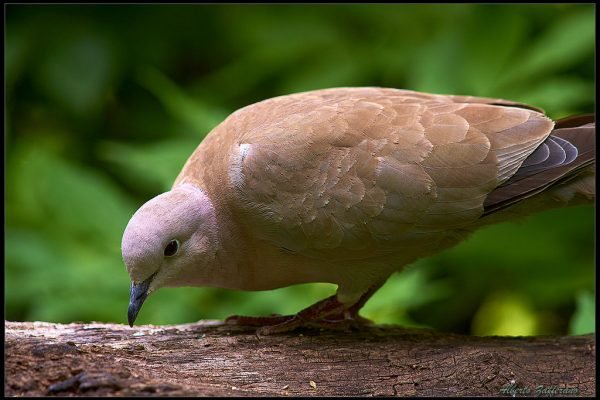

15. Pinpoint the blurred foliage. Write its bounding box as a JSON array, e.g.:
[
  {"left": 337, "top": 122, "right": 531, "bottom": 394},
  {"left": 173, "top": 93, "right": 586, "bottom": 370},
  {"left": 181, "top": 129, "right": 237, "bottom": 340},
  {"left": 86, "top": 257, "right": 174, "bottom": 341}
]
[{"left": 5, "top": 4, "right": 594, "bottom": 336}]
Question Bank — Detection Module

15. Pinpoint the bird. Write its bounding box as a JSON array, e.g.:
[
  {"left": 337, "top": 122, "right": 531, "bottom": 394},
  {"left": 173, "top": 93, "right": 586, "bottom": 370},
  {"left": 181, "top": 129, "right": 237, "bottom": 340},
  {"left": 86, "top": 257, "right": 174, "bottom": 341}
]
[{"left": 122, "top": 87, "right": 595, "bottom": 335}]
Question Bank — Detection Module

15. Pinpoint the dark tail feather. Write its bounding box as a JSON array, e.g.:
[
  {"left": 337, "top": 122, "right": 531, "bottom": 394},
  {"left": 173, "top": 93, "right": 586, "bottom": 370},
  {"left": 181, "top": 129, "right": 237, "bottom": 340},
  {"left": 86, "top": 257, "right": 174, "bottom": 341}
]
[{"left": 483, "top": 114, "right": 595, "bottom": 215}]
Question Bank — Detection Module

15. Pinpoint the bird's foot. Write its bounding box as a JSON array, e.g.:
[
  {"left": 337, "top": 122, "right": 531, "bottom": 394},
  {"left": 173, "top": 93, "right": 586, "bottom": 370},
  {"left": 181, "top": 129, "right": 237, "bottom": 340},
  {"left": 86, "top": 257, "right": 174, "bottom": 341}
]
[
  {"left": 225, "top": 294, "right": 375, "bottom": 335},
  {"left": 226, "top": 313, "right": 372, "bottom": 335},
  {"left": 256, "top": 314, "right": 374, "bottom": 335}
]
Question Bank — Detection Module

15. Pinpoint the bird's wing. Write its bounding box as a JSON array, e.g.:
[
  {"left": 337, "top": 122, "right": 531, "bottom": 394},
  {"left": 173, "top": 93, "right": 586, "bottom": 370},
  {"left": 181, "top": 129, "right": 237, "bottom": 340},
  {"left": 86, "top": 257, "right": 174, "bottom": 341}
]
[
  {"left": 223, "top": 89, "right": 553, "bottom": 259},
  {"left": 483, "top": 115, "right": 595, "bottom": 214}
]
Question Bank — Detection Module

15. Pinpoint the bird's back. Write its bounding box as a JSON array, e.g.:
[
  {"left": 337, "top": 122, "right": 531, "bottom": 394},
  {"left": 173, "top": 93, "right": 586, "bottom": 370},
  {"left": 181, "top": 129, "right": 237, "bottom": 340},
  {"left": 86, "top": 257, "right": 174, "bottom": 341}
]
[{"left": 175, "top": 88, "right": 574, "bottom": 263}]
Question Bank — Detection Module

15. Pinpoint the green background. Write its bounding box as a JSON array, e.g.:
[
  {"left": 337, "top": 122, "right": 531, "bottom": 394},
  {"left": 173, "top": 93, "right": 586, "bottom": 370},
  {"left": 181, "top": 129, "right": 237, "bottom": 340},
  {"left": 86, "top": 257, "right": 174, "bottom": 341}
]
[{"left": 5, "top": 4, "right": 595, "bottom": 336}]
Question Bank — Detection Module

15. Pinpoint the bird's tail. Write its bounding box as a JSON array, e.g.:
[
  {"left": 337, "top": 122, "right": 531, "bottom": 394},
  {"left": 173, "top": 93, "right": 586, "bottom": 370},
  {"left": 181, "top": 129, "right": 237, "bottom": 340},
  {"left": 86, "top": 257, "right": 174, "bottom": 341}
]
[{"left": 482, "top": 114, "right": 595, "bottom": 218}]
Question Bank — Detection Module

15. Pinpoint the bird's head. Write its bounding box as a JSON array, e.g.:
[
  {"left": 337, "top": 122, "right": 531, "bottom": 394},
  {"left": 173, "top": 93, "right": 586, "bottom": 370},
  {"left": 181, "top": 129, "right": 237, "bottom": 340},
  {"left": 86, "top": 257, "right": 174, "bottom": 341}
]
[{"left": 121, "top": 183, "right": 218, "bottom": 327}]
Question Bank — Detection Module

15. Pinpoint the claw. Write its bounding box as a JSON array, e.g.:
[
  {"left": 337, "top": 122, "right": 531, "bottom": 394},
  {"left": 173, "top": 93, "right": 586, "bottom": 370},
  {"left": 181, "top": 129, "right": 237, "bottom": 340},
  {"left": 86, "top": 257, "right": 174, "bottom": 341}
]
[{"left": 225, "top": 284, "right": 384, "bottom": 335}]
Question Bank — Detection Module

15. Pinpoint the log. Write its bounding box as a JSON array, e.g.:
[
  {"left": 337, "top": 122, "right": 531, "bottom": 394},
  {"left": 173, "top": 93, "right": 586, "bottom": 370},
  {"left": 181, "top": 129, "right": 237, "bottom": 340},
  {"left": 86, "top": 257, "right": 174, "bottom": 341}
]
[{"left": 4, "top": 320, "right": 595, "bottom": 397}]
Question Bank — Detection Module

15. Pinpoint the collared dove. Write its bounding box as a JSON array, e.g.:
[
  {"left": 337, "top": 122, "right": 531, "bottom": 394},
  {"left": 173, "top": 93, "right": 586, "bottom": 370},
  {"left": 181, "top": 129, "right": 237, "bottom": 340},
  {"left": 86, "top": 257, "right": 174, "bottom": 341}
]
[{"left": 122, "top": 87, "right": 595, "bottom": 334}]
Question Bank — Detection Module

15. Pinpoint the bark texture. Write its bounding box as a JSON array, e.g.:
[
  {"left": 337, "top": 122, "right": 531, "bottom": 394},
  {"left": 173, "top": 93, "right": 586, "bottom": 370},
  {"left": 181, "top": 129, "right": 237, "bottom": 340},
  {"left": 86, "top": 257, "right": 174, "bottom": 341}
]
[{"left": 4, "top": 320, "right": 595, "bottom": 397}]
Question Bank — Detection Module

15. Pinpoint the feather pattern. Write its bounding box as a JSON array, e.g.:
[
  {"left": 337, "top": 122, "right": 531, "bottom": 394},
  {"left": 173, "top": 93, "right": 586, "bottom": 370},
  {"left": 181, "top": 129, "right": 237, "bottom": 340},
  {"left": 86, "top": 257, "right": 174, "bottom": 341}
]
[
  {"left": 174, "top": 88, "right": 561, "bottom": 260},
  {"left": 483, "top": 115, "right": 594, "bottom": 214}
]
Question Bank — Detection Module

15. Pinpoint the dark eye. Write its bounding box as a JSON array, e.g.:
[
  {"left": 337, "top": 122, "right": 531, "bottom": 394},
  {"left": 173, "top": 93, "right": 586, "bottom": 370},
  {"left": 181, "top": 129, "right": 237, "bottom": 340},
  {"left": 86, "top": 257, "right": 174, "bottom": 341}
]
[{"left": 164, "top": 240, "right": 179, "bottom": 257}]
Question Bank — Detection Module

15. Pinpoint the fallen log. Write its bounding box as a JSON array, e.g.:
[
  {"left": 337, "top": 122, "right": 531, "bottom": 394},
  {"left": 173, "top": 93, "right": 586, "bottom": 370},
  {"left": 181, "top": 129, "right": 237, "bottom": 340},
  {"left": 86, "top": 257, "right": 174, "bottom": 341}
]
[{"left": 4, "top": 321, "right": 595, "bottom": 396}]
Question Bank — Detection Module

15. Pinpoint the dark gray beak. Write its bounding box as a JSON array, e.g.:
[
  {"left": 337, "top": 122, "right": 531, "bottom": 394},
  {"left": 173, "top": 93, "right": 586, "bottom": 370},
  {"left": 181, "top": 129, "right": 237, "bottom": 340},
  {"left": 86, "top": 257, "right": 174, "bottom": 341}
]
[{"left": 128, "top": 276, "right": 153, "bottom": 327}]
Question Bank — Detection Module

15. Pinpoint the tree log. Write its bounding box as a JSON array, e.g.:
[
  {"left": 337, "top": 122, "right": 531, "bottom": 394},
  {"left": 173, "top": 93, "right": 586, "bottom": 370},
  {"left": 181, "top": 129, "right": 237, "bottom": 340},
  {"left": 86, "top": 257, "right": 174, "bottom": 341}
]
[{"left": 4, "top": 320, "right": 595, "bottom": 397}]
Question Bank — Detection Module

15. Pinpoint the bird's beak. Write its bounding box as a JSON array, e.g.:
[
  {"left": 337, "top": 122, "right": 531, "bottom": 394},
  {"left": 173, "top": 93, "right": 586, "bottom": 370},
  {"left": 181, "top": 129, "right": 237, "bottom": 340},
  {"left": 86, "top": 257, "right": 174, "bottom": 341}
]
[{"left": 127, "top": 276, "right": 153, "bottom": 327}]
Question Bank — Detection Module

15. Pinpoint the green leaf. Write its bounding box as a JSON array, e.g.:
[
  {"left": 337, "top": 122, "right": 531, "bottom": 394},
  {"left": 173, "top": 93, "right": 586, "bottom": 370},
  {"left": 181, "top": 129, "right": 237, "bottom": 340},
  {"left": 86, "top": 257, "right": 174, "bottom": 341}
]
[
  {"left": 460, "top": 7, "right": 527, "bottom": 94},
  {"left": 5, "top": 230, "right": 66, "bottom": 315},
  {"left": 7, "top": 140, "right": 135, "bottom": 247},
  {"left": 569, "top": 291, "right": 595, "bottom": 335},
  {"left": 407, "top": 29, "right": 466, "bottom": 94},
  {"left": 497, "top": 9, "right": 594, "bottom": 88},
  {"left": 278, "top": 47, "right": 366, "bottom": 94},
  {"left": 508, "top": 77, "right": 593, "bottom": 117},
  {"left": 137, "top": 67, "right": 227, "bottom": 134},
  {"left": 5, "top": 227, "right": 130, "bottom": 323},
  {"left": 99, "top": 138, "right": 199, "bottom": 192},
  {"left": 471, "top": 292, "right": 539, "bottom": 336},
  {"left": 34, "top": 33, "right": 117, "bottom": 117}
]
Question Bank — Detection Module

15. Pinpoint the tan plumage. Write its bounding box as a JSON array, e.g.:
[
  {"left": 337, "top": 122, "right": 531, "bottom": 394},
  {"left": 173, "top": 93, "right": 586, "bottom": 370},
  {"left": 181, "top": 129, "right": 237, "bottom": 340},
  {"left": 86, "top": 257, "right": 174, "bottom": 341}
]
[{"left": 123, "top": 87, "right": 595, "bottom": 333}]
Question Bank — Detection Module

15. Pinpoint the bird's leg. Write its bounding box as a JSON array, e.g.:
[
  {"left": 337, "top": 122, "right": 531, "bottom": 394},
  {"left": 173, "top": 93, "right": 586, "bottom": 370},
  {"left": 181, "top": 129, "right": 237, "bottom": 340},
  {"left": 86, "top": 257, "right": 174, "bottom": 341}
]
[
  {"left": 315, "top": 282, "right": 385, "bottom": 327},
  {"left": 255, "top": 294, "right": 348, "bottom": 335},
  {"left": 224, "top": 294, "right": 342, "bottom": 327},
  {"left": 225, "top": 282, "right": 385, "bottom": 335}
]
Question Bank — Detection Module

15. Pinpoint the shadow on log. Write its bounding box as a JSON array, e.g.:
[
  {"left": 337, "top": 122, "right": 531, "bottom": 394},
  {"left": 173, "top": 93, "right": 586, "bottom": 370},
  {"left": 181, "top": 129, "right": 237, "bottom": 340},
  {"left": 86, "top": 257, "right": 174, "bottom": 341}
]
[{"left": 4, "top": 320, "right": 595, "bottom": 396}]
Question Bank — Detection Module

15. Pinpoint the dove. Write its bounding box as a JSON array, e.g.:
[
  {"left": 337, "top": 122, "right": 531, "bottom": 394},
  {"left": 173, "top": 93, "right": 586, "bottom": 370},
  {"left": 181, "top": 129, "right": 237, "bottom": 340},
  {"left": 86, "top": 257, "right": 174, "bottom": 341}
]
[{"left": 122, "top": 87, "right": 595, "bottom": 335}]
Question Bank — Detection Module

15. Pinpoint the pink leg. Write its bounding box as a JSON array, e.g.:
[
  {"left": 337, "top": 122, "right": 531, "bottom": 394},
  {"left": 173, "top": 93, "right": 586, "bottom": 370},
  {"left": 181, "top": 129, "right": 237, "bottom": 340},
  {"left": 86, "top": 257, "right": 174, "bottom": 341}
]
[
  {"left": 225, "top": 281, "right": 385, "bottom": 335},
  {"left": 312, "top": 283, "right": 384, "bottom": 327},
  {"left": 225, "top": 294, "right": 344, "bottom": 331},
  {"left": 256, "top": 294, "right": 347, "bottom": 335}
]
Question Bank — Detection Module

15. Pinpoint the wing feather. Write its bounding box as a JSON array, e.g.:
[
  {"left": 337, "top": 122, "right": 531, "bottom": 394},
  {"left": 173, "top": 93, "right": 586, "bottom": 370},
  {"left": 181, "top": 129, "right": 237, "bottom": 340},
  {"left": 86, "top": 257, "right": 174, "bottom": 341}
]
[{"left": 184, "top": 88, "right": 556, "bottom": 259}]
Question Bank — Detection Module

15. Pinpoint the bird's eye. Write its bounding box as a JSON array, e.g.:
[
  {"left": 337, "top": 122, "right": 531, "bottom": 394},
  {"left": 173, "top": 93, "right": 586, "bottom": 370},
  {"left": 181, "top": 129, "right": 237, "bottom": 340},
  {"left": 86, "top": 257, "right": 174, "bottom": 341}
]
[{"left": 164, "top": 240, "right": 179, "bottom": 257}]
